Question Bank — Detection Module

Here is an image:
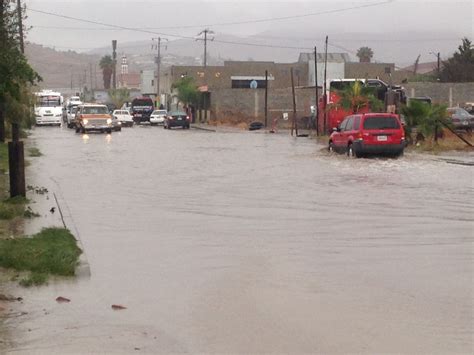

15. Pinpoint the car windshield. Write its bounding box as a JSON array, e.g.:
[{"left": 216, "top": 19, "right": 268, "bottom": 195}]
[
  {"left": 363, "top": 116, "right": 400, "bottom": 130},
  {"left": 132, "top": 99, "right": 153, "bottom": 107},
  {"left": 456, "top": 108, "right": 470, "bottom": 117},
  {"left": 153, "top": 110, "right": 167, "bottom": 115},
  {"left": 169, "top": 111, "right": 187, "bottom": 116},
  {"left": 82, "top": 106, "right": 109, "bottom": 114},
  {"left": 36, "top": 96, "right": 61, "bottom": 107}
]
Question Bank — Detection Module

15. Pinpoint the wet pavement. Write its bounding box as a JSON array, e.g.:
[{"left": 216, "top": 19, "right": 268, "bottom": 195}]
[{"left": 2, "top": 125, "right": 473, "bottom": 353}]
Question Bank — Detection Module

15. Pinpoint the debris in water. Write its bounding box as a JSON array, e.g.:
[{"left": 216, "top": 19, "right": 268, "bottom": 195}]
[
  {"left": 0, "top": 294, "right": 22, "bottom": 302},
  {"left": 56, "top": 296, "right": 71, "bottom": 303},
  {"left": 111, "top": 304, "right": 127, "bottom": 310}
]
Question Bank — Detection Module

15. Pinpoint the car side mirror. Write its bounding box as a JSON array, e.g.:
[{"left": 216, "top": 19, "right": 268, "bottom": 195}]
[{"left": 333, "top": 127, "right": 339, "bottom": 132}]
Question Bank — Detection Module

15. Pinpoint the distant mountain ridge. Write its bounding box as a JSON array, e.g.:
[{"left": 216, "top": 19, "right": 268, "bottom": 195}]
[{"left": 26, "top": 30, "right": 465, "bottom": 89}]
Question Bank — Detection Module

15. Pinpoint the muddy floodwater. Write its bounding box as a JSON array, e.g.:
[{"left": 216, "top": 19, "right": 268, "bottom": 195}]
[{"left": 2, "top": 126, "right": 473, "bottom": 354}]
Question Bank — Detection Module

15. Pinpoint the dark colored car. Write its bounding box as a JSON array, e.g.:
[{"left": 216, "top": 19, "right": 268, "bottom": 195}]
[
  {"left": 131, "top": 97, "right": 154, "bottom": 124},
  {"left": 329, "top": 113, "right": 405, "bottom": 158},
  {"left": 164, "top": 111, "right": 190, "bottom": 129},
  {"left": 447, "top": 107, "right": 474, "bottom": 132},
  {"left": 249, "top": 121, "right": 264, "bottom": 131}
]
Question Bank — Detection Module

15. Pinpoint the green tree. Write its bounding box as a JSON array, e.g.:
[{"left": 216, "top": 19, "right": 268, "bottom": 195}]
[
  {"left": 171, "top": 77, "right": 199, "bottom": 107},
  {"left": 440, "top": 38, "right": 474, "bottom": 82},
  {"left": 356, "top": 46, "right": 374, "bottom": 63},
  {"left": 0, "top": 0, "right": 41, "bottom": 142},
  {"left": 334, "top": 81, "right": 384, "bottom": 114},
  {"left": 99, "top": 55, "right": 113, "bottom": 90},
  {"left": 108, "top": 88, "right": 130, "bottom": 109},
  {"left": 401, "top": 101, "right": 449, "bottom": 144}
]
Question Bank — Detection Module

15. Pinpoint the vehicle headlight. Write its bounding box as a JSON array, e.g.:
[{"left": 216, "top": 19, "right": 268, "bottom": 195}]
[
  {"left": 117, "top": 121, "right": 122, "bottom": 125},
  {"left": 107, "top": 118, "right": 112, "bottom": 124},
  {"left": 83, "top": 119, "right": 89, "bottom": 125}
]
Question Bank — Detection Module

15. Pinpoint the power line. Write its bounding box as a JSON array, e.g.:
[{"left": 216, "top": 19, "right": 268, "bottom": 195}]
[
  {"left": 28, "top": 1, "right": 394, "bottom": 31},
  {"left": 26, "top": 1, "right": 395, "bottom": 50},
  {"left": 27, "top": 8, "right": 313, "bottom": 50}
]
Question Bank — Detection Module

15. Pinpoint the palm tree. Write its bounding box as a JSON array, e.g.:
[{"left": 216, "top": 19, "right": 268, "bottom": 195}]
[
  {"left": 99, "top": 55, "right": 113, "bottom": 89},
  {"left": 401, "top": 101, "right": 449, "bottom": 144},
  {"left": 334, "top": 81, "right": 384, "bottom": 114},
  {"left": 356, "top": 47, "right": 374, "bottom": 63},
  {"left": 108, "top": 88, "right": 130, "bottom": 109}
]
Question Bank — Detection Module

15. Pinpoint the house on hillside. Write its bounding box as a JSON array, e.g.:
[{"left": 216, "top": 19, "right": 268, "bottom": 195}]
[{"left": 402, "top": 61, "right": 442, "bottom": 76}]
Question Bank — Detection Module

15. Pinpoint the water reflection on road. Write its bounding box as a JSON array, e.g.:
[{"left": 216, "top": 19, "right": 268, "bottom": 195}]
[{"left": 4, "top": 125, "right": 473, "bottom": 353}]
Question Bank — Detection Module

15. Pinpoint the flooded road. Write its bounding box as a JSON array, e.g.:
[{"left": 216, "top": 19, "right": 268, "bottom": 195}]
[{"left": 3, "top": 125, "right": 473, "bottom": 353}]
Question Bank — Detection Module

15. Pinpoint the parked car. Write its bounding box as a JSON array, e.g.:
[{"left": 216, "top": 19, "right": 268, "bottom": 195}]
[
  {"left": 447, "top": 107, "right": 474, "bottom": 132},
  {"left": 150, "top": 110, "right": 167, "bottom": 126},
  {"left": 164, "top": 111, "right": 190, "bottom": 129},
  {"left": 328, "top": 113, "right": 405, "bottom": 158},
  {"left": 112, "top": 110, "right": 134, "bottom": 127},
  {"left": 74, "top": 104, "right": 113, "bottom": 134}
]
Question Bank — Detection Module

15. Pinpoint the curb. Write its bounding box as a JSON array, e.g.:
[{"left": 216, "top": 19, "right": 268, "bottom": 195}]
[
  {"left": 190, "top": 125, "right": 216, "bottom": 132},
  {"left": 50, "top": 178, "right": 91, "bottom": 278}
]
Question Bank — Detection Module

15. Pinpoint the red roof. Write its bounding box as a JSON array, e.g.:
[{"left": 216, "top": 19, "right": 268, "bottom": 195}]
[{"left": 119, "top": 73, "right": 141, "bottom": 88}]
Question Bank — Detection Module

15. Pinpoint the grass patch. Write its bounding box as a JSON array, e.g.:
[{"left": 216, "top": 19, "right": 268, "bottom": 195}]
[
  {"left": 0, "top": 227, "right": 82, "bottom": 286},
  {"left": 19, "top": 272, "right": 47, "bottom": 287},
  {"left": 27, "top": 147, "right": 42, "bottom": 157},
  {"left": 0, "top": 197, "right": 29, "bottom": 220},
  {"left": 0, "top": 143, "right": 7, "bottom": 173},
  {"left": 0, "top": 202, "right": 24, "bottom": 220},
  {"left": 407, "top": 130, "right": 474, "bottom": 154}
]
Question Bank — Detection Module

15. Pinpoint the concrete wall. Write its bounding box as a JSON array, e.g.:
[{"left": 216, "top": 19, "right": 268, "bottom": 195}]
[
  {"left": 404, "top": 82, "right": 474, "bottom": 106},
  {"left": 210, "top": 87, "right": 320, "bottom": 127},
  {"left": 344, "top": 62, "right": 413, "bottom": 84},
  {"left": 161, "top": 61, "right": 309, "bottom": 93}
]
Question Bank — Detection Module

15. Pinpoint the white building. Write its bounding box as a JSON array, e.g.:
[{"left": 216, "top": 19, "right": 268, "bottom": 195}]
[{"left": 298, "top": 52, "right": 349, "bottom": 86}]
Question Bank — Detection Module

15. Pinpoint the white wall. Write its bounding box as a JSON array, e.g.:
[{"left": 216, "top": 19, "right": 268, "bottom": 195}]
[
  {"left": 308, "top": 62, "right": 345, "bottom": 86},
  {"left": 140, "top": 69, "right": 156, "bottom": 95}
]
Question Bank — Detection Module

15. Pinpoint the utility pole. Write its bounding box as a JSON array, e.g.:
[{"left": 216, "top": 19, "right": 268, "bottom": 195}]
[
  {"left": 9, "top": 0, "right": 26, "bottom": 197},
  {"left": 436, "top": 52, "right": 441, "bottom": 79},
  {"left": 291, "top": 67, "right": 298, "bottom": 137},
  {"left": 314, "top": 46, "right": 319, "bottom": 136},
  {"left": 112, "top": 40, "right": 117, "bottom": 89},
  {"left": 89, "top": 62, "right": 94, "bottom": 101},
  {"left": 152, "top": 37, "right": 168, "bottom": 107},
  {"left": 323, "top": 35, "right": 328, "bottom": 135},
  {"left": 16, "top": 0, "right": 24, "bottom": 53},
  {"left": 264, "top": 70, "right": 268, "bottom": 128},
  {"left": 429, "top": 51, "right": 441, "bottom": 80},
  {"left": 197, "top": 29, "right": 214, "bottom": 67}
]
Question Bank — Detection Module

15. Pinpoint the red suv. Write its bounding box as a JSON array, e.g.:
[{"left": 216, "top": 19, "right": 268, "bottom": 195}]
[{"left": 328, "top": 113, "right": 405, "bottom": 158}]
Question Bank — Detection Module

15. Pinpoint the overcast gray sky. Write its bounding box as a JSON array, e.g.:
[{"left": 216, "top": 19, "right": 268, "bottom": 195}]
[{"left": 24, "top": 0, "right": 473, "bottom": 63}]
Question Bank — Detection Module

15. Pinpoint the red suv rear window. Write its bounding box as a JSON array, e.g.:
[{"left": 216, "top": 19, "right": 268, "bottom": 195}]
[{"left": 363, "top": 116, "right": 400, "bottom": 130}]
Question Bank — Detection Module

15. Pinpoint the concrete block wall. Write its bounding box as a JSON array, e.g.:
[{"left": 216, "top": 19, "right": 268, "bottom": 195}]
[
  {"left": 404, "top": 82, "right": 474, "bottom": 106},
  {"left": 210, "top": 87, "right": 319, "bottom": 126}
]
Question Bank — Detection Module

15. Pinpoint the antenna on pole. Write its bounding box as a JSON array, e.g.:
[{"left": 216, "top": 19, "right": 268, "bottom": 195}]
[{"left": 196, "top": 29, "right": 214, "bottom": 67}]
